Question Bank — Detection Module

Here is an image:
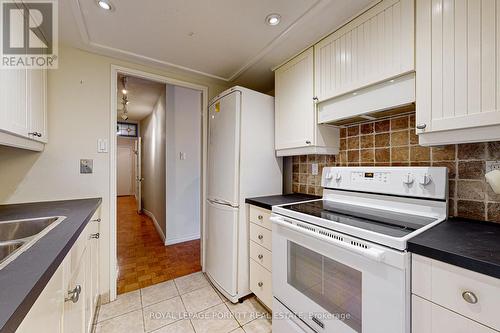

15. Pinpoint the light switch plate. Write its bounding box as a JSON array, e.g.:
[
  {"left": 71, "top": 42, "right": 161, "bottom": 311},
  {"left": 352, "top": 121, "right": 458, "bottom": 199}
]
[
  {"left": 311, "top": 163, "right": 319, "bottom": 176},
  {"left": 80, "top": 159, "right": 93, "bottom": 174},
  {"left": 97, "top": 139, "right": 108, "bottom": 153},
  {"left": 486, "top": 161, "right": 500, "bottom": 173}
]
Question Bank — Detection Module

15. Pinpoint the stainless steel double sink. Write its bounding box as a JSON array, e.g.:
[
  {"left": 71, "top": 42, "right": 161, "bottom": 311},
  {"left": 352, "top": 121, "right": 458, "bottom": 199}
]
[{"left": 0, "top": 216, "right": 66, "bottom": 269}]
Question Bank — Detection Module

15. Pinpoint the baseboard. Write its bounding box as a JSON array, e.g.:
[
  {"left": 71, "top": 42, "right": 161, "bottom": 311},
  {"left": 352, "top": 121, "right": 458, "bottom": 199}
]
[
  {"left": 166, "top": 233, "right": 200, "bottom": 245},
  {"left": 143, "top": 209, "right": 166, "bottom": 242}
]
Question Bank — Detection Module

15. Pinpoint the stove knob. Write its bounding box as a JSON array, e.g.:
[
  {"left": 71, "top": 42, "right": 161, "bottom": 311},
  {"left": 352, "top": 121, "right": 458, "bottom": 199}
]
[
  {"left": 419, "top": 174, "right": 432, "bottom": 186},
  {"left": 325, "top": 172, "right": 333, "bottom": 180},
  {"left": 335, "top": 173, "right": 342, "bottom": 181},
  {"left": 402, "top": 173, "right": 414, "bottom": 185}
]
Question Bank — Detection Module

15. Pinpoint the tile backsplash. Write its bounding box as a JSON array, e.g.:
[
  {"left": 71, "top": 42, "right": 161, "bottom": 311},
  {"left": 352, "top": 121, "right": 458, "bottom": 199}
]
[{"left": 291, "top": 113, "right": 500, "bottom": 223}]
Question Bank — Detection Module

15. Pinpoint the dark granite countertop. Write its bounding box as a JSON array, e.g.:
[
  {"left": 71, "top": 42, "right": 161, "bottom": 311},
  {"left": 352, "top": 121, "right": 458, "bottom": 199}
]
[
  {"left": 245, "top": 193, "right": 320, "bottom": 210},
  {"left": 408, "top": 217, "right": 500, "bottom": 279},
  {"left": 0, "top": 198, "right": 102, "bottom": 333}
]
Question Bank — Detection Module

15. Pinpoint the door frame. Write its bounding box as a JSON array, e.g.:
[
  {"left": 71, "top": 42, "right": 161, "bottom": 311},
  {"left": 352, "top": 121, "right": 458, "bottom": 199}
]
[{"left": 110, "top": 65, "right": 208, "bottom": 301}]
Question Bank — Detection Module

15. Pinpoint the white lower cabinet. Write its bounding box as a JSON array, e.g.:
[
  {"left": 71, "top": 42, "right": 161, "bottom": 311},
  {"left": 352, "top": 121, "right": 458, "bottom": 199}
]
[
  {"left": 16, "top": 209, "right": 101, "bottom": 333},
  {"left": 412, "top": 295, "right": 496, "bottom": 333},
  {"left": 412, "top": 254, "right": 500, "bottom": 332},
  {"left": 248, "top": 205, "right": 273, "bottom": 309},
  {"left": 15, "top": 261, "right": 65, "bottom": 333}
]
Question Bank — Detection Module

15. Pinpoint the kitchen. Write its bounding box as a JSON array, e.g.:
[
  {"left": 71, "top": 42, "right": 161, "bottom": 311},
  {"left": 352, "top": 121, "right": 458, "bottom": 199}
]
[{"left": 0, "top": 0, "right": 500, "bottom": 332}]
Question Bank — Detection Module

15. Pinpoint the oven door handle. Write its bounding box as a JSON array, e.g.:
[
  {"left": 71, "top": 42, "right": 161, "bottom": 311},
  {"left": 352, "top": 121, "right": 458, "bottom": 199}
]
[{"left": 270, "top": 215, "right": 386, "bottom": 262}]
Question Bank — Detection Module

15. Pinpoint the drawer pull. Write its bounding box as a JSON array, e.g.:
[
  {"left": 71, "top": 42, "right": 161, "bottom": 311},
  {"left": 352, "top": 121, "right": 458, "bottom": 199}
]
[
  {"left": 258, "top": 234, "right": 264, "bottom": 240},
  {"left": 462, "top": 291, "right": 478, "bottom": 304},
  {"left": 258, "top": 282, "right": 263, "bottom": 287},
  {"left": 258, "top": 254, "right": 263, "bottom": 259},
  {"left": 65, "top": 285, "right": 82, "bottom": 303},
  {"left": 258, "top": 215, "right": 263, "bottom": 220},
  {"left": 89, "top": 233, "right": 100, "bottom": 239}
]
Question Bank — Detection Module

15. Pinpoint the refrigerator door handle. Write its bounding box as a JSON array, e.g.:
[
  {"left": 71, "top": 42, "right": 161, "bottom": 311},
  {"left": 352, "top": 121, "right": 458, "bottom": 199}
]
[{"left": 208, "top": 198, "right": 238, "bottom": 208}]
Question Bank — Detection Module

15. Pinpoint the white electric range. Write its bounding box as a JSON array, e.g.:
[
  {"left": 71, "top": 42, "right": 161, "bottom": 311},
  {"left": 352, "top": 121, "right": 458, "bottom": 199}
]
[{"left": 271, "top": 167, "right": 448, "bottom": 333}]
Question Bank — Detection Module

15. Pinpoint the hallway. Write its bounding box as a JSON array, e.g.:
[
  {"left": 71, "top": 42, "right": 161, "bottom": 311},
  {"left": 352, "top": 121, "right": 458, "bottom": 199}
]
[{"left": 117, "top": 196, "right": 201, "bottom": 294}]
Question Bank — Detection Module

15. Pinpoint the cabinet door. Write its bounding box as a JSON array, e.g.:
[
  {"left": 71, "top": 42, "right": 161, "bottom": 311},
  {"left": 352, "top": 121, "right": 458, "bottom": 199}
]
[
  {"left": 315, "top": 0, "right": 414, "bottom": 102},
  {"left": 16, "top": 263, "right": 65, "bottom": 333},
  {"left": 416, "top": 0, "right": 500, "bottom": 134},
  {"left": 28, "top": 69, "right": 48, "bottom": 142},
  {"left": 275, "top": 47, "right": 315, "bottom": 150},
  {"left": 85, "top": 221, "right": 99, "bottom": 332},
  {"left": 64, "top": 249, "right": 86, "bottom": 333},
  {"left": 412, "top": 295, "right": 496, "bottom": 333},
  {"left": 0, "top": 69, "right": 29, "bottom": 137}
]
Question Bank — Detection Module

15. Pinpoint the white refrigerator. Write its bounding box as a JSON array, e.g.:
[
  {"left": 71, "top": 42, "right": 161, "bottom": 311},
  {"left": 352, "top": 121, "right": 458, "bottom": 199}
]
[{"left": 206, "top": 86, "right": 282, "bottom": 303}]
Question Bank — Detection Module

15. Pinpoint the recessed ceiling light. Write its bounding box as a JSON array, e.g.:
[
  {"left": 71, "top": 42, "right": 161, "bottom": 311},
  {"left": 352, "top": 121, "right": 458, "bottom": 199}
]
[
  {"left": 266, "top": 13, "right": 281, "bottom": 26},
  {"left": 97, "top": 0, "right": 112, "bottom": 11}
]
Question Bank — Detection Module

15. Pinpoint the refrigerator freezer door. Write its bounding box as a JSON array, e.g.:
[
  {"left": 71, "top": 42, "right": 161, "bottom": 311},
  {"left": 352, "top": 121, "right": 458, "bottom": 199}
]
[
  {"left": 205, "top": 200, "right": 238, "bottom": 297},
  {"left": 207, "top": 91, "right": 241, "bottom": 205}
]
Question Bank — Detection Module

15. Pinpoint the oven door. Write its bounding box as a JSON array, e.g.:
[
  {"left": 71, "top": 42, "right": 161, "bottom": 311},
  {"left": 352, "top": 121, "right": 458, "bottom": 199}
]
[{"left": 271, "top": 214, "right": 410, "bottom": 333}]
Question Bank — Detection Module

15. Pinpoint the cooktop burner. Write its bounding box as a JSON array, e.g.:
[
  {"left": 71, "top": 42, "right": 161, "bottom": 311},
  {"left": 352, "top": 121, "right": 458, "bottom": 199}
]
[{"left": 280, "top": 200, "right": 438, "bottom": 238}]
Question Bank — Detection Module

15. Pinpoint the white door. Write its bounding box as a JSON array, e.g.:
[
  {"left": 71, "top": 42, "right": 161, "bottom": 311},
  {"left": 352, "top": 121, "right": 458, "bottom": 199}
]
[
  {"left": 134, "top": 137, "right": 142, "bottom": 213},
  {"left": 205, "top": 200, "right": 238, "bottom": 297},
  {"left": 275, "top": 48, "right": 315, "bottom": 150},
  {"left": 207, "top": 91, "right": 241, "bottom": 205},
  {"left": 117, "top": 146, "right": 133, "bottom": 196}
]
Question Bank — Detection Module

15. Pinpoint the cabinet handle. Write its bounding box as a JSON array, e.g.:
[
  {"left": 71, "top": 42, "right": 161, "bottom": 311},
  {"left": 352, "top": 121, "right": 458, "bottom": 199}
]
[
  {"left": 89, "top": 233, "right": 100, "bottom": 239},
  {"left": 306, "top": 140, "right": 311, "bottom": 145},
  {"left": 462, "top": 291, "right": 478, "bottom": 304},
  {"left": 91, "top": 218, "right": 101, "bottom": 223},
  {"left": 65, "top": 285, "right": 82, "bottom": 303},
  {"left": 258, "top": 254, "right": 263, "bottom": 259},
  {"left": 313, "top": 96, "right": 319, "bottom": 102},
  {"left": 258, "top": 282, "right": 263, "bottom": 287},
  {"left": 258, "top": 215, "right": 263, "bottom": 220},
  {"left": 28, "top": 132, "right": 41, "bottom": 137},
  {"left": 416, "top": 123, "right": 427, "bottom": 130},
  {"left": 258, "top": 234, "right": 264, "bottom": 240}
]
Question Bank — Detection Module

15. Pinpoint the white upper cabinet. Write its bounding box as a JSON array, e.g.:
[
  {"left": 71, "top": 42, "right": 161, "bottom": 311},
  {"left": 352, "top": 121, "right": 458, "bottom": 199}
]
[
  {"left": 28, "top": 69, "right": 48, "bottom": 143},
  {"left": 416, "top": 0, "right": 500, "bottom": 145},
  {"left": 0, "top": 69, "right": 29, "bottom": 136},
  {"left": 314, "top": 0, "right": 415, "bottom": 102},
  {"left": 0, "top": 67, "right": 47, "bottom": 150},
  {"left": 275, "top": 48, "right": 339, "bottom": 156},
  {"left": 275, "top": 48, "right": 315, "bottom": 151}
]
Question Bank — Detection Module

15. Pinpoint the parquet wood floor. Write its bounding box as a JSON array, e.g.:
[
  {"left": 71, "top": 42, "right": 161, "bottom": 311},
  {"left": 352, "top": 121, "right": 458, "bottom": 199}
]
[{"left": 117, "top": 196, "right": 201, "bottom": 294}]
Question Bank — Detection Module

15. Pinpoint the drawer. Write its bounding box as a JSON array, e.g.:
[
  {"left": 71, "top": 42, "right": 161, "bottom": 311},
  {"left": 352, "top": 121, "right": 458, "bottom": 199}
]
[
  {"left": 250, "top": 259, "right": 272, "bottom": 309},
  {"left": 250, "top": 223, "right": 272, "bottom": 251},
  {"left": 412, "top": 254, "right": 500, "bottom": 330},
  {"left": 68, "top": 222, "right": 92, "bottom": 277},
  {"left": 412, "top": 295, "right": 496, "bottom": 333},
  {"left": 250, "top": 240, "right": 272, "bottom": 272},
  {"left": 249, "top": 205, "right": 272, "bottom": 230}
]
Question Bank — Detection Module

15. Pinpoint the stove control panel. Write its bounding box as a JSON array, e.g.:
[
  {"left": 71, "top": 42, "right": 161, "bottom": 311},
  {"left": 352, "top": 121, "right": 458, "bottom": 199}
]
[
  {"left": 322, "top": 167, "right": 448, "bottom": 200},
  {"left": 351, "top": 171, "right": 390, "bottom": 183}
]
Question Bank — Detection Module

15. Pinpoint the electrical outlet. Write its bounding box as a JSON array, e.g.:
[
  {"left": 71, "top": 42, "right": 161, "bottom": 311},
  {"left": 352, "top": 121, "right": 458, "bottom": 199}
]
[
  {"left": 311, "top": 163, "right": 319, "bottom": 176},
  {"left": 486, "top": 161, "right": 500, "bottom": 173},
  {"left": 80, "top": 159, "right": 93, "bottom": 174}
]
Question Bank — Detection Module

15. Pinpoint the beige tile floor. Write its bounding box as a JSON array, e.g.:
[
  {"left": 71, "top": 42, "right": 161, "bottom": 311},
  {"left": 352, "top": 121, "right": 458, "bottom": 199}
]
[{"left": 94, "top": 272, "right": 272, "bottom": 333}]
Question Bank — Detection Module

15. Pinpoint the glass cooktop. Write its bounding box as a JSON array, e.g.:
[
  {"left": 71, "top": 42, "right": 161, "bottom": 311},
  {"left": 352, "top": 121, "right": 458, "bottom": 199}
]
[{"left": 280, "top": 200, "right": 438, "bottom": 237}]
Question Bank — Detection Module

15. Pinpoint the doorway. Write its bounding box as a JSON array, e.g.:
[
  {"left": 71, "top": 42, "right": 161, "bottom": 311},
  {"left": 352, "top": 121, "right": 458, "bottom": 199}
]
[{"left": 111, "top": 67, "right": 208, "bottom": 298}]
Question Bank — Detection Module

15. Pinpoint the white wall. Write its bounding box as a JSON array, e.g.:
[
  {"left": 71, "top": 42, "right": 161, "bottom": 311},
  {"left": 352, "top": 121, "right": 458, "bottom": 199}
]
[
  {"left": 0, "top": 45, "right": 230, "bottom": 301},
  {"left": 117, "top": 137, "right": 136, "bottom": 196},
  {"left": 165, "top": 85, "right": 202, "bottom": 245},
  {"left": 140, "top": 91, "right": 167, "bottom": 239}
]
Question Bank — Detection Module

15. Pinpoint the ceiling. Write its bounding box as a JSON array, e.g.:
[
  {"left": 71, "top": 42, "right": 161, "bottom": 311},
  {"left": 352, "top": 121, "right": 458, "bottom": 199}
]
[
  {"left": 61, "top": 0, "right": 375, "bottom": 92},
  {"left": 117, "top": 75, "right": 165, "bottom": 121}
]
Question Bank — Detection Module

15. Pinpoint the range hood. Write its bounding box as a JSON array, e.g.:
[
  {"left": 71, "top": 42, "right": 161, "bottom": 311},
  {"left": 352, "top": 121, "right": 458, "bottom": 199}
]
[{"left": 317, "top": 72, "right": 416, "bottom": 126}]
